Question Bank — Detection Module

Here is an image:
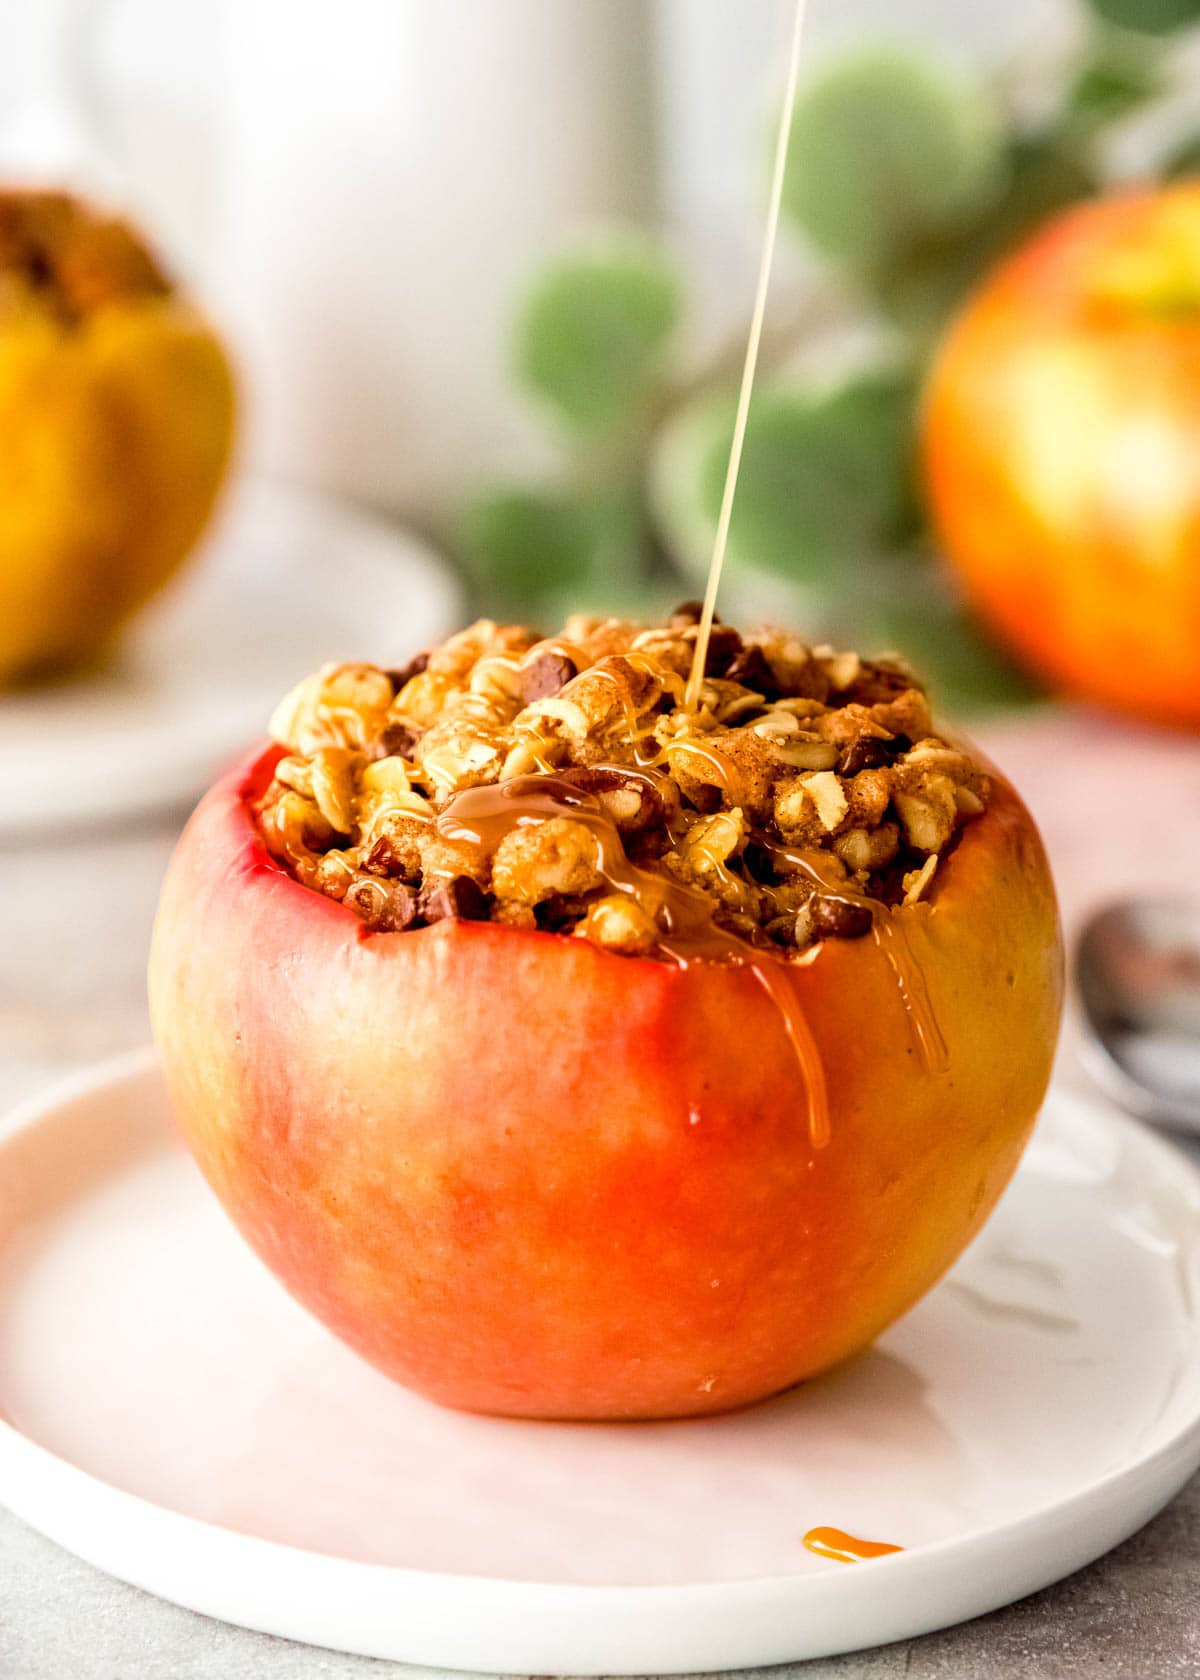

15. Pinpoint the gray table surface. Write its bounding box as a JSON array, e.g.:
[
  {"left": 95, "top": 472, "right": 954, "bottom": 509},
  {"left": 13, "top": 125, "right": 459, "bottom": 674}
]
[{"left": 3, "top": 709, "right": 1200, "bottom": 1679}]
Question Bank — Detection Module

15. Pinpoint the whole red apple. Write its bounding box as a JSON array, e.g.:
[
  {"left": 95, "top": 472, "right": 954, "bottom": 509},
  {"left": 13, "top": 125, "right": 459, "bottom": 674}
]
[{"left": 924, "top": 182, "right": 1200, "bottom": 728}]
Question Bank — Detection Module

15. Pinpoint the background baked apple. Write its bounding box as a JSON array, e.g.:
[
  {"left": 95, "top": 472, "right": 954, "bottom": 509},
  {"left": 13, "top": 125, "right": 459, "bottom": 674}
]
[
  {"left": 924, "top": 182, "right": 1200, "bottom": 730},
  {"left": 0, "top": 189, "right": 236, "bottom": 683},
  {"left": 150, "top": 622, "right": 1063, "bottom": 1421}
]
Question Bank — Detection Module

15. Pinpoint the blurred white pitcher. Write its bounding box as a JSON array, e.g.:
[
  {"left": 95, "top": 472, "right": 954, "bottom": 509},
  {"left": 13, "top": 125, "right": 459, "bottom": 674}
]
[{"left": 213, "top": 0, "right": 654, "bottom": 525}]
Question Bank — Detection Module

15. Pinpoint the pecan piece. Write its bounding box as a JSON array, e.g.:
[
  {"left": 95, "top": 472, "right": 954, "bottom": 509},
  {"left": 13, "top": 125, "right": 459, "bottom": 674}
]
[
  {"left": 363, "top": 830, "right": 420, "bottom": 880},
  {"left": 850, "top": 660, "right": 914, "bottom": 705},
  {"left": 419, "top": 874, "right": 489, "bottom": 923},
  {"left": 379, "top": 721, "right": 422, "bottom": 759},
  {"left": 557, "top": 766, "right": 662, "bottom": 831},
  {"left": 810, "top": 895, "right": 873, "bottom": 940},
  {"left": 385, "top": 650, "right": 430, "bottom": 690},
  {"left": 724, "top": 643, "right": 780, "bottom": 697},
  {"left": 703, "top": 624, "right": 744, "bottom": 677},
  {"left": 345, "top": 876, "right": 420, "bottom": 932},
  {"left": 519, "top": 650, "right": 577, "bottom": 702},
  {"left": 838, "top": 734, "right": 891, "bottom": 777}
]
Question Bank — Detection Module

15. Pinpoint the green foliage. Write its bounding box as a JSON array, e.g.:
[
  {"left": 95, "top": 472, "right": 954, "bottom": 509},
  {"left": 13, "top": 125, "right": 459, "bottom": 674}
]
[
  {"left": 513, "top": 235, "right": 683, "bottom": 435},
  {"left": 861, "top": 571, "right": 1043, "bottom": 719},
  {"left": 873, "top": 137, "right": 1096, "bottom": 335},
  {"left": 460, "top": 487, "right": 644, "bottom": 618},
  {"left": 1084, "top": 0, "right": 1200, "bottom": 35},
  {"left": 688, "top": 372, "right": 920, "bottom": 586},
  {"left": 782, "top": 48, "right": 1007, "bottom": 275},
  {"left": 649, "top": 370, "right": 915, "bottom": 589},
  {"left": 461, "top": 18, "right": 1193, "bottom": 715},
  {"left": 1163, "top": 133, "right": 1200, "bottom": 176},
  {"left": 1064, "top": 35, "right": 1164, "bottom": 127}
]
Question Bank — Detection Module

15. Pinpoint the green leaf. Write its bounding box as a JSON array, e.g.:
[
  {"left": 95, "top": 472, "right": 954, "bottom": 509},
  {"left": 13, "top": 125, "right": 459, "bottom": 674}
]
[
  {"left": 782, "top": 48, "right": 1007, "bottom": 275},
  {"left": 1085, "top": 0, "right": 1200, "bottom": 35},
  {"left": 873, "top": 136, "right": 1097, "bottom": 338},
  {"left": 1063, "top": 37, "right": 1164, "bottom": 128},
  {"left": 651, "top": 368, "right": 920, "bottom": 595},
  {"left": 860, "top": 568, "right": 1044, "bottom": 720},
  {"left": 459, "top": 486, "right": 645, "bottom": 618},
  {"left": 513, "top": 234, "right": 683, "bottom": 435},
  {"left": 1163, "top": 133, "right": 1200, "bottom": 177}
]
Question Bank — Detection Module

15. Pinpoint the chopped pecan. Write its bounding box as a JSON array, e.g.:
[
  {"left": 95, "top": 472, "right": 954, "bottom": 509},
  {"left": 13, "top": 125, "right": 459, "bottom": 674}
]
[
  {"left": 703, "top": 624, "right": 744, "bottom": 677},
  {"left": 519, "top": 650, "right": 577, "bottom": 702},
  {"left": 725, "top": 643, "right": 780, "bottom": 696},
  {"left": 838, "top": 734, "right": 891, "bottom": 776},
  {"left": 557, "top": 766, "right": 663, "bottom": 831},
  {"left": 810, "top": 895, "right": 873, "bottom": 940},
  {"left": 362, "top": 827, "right": 422, "bottom": 881},
  {"left": 420, "top": 874, "right": 489, "bottom": 923},
  {"left": 385, "top": 650, "right": 429, "bottom": 690},
  {"left": 378, "top": 720, "right": 422, "bottom": 759},
  {"left": 345, "top": 876, "right": 419, "bottom": 932}
]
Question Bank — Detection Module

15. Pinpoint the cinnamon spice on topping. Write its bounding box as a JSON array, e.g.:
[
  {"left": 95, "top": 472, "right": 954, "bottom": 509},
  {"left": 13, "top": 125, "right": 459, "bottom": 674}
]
[{"left": 257, "top": 613, "right": 989, "bottom": 955}]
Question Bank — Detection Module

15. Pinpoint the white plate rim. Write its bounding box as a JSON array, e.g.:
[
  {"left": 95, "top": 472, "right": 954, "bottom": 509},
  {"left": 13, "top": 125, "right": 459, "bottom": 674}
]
[
  {"left": 1, "top": 1049, "right": 1198, "bottom": 1673},
  {"left": 0, "top": 478, "right": 465, "bottom": 839}
]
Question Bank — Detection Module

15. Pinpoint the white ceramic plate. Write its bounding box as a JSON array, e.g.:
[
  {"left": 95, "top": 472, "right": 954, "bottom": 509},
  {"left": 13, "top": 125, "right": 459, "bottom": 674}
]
[
  {"left": 0, "top": 480, "right": 463, "bottom": 837},
  {"left": 1, "top": 1054, "right": 1198, "bottom": 1674}
]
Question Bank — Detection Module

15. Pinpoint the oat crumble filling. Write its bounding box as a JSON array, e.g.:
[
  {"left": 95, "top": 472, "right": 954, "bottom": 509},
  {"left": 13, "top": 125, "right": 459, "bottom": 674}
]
[{"left": 255, "top": 607, "right": 989, "bottom": 959}]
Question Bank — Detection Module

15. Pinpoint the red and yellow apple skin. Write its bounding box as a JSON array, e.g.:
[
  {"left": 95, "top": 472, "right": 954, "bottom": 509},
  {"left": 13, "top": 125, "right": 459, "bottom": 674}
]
[
  {"left": 924, "top": 183, "right": 1200, "bottom": 729},
  {"left": 149, "top": 743, "right": 1062, "bottom": 1420}
]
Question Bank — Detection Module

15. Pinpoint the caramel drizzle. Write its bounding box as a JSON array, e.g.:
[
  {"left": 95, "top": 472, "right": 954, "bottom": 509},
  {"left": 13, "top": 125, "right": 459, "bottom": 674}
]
[
  {"left": 665, "top": 739, "right": 750, "bottom": 808},
  {"left": 435, "top": 775, "right": 830, "bottom": 1150},
  {"left": 426, "top": 763, "right": 947, "bottom": 1131},
  {"left": 470, "top": 637, "right": 591, "bottom": 707},
  {"left": 757, "top": 838, "right": 949, "bottom": 1074},
  {"left": 553, "top": 657, "right": 753, "bottom": 808},
  {"left": 802, "top": 1526, "right": 903, "bottom": 1564},
  {"left": 685, "top": 0, "right": 809, "bottom": 711},
  {"left": 872, "top": 915, "right": 948, "bottom": 1072},
  {"left": 567, "top": 657, "right": 672, "bottom": 770}
]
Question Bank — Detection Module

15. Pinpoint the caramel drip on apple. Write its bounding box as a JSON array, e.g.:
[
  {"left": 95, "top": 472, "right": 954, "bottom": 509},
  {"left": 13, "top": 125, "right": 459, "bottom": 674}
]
[
  {"left": 435, "top": 775, "right": 830, "bottom": 1150},
  {"left": 660, "top": 0, "right": 949, "bottom": 1087},
  {"left": 756, "top": 837, "right": 949, "bottom": 1074},
  {"left": 685, "top": 0, "right": 809, "bottom": 712},
  {"left": 871, "top": 915, "right": 948, "bottom": 1072},
  {"left": 802, "top": 1526, "right": 903, "bottom": 1564}
]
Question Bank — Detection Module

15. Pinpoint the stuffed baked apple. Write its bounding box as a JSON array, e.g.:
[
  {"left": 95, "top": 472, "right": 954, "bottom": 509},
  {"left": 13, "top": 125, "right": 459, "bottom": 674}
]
[
  {"left": 150, "top": 607, "right": 1062, "bottom": 1419},
  {"left": 0, "top": 188, "right": 235, "bottom": 681}
]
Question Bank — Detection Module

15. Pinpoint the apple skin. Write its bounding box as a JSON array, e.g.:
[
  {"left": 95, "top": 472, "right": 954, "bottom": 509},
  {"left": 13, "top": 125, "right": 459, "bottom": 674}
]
[
  {"left": 924, "top": 183, "right": 1200, "bottom": 729},
  {"left": 0, "top": 293, "right": 236, "bottom": 683},
  {"left": 149, "top": 742, "right": 1062, "bottom": 1420}
]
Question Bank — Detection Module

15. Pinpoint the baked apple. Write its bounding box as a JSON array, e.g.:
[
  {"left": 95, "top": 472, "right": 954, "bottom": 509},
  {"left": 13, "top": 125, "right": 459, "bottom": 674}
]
[
  {"left": 924, "top": 183, "right": 1200, "bottom": 729},
  {"left": 0, "top": 189, "right": 236, "bottom": 682},
  {"left": 150, "top": 609, "right": 1062, "bottom": 1420}
]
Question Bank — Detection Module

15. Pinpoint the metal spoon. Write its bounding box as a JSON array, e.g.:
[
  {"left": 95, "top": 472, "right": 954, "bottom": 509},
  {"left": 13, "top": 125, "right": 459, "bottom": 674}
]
[{"left": 1075, "top": 897, "right": 1200, "bottom": 1134}]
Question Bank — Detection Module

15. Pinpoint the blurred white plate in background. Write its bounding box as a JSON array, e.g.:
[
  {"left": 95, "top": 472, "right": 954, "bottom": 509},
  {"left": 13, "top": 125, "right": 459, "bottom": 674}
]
[
  {"left": 0, "top": 479, "right": 463, "bottom": 839},
  {"left": 1, "top": 1056, "right": 1199, "bottom": 1672}
]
